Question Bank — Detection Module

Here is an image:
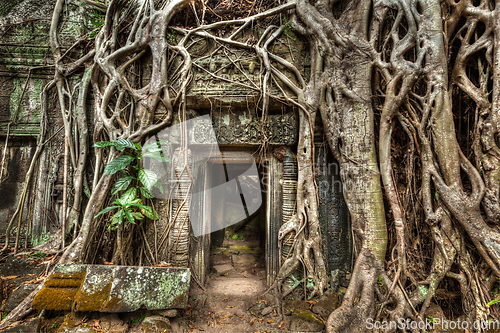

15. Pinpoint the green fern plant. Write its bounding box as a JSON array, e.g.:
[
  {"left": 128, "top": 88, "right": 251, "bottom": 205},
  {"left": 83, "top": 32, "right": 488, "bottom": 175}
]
[{"left": 93, "top": 139, "right": 168, "bottom": 230}]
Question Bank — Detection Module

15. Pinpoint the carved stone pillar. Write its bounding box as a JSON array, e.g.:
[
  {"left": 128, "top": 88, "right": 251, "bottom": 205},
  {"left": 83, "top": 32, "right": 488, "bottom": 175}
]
[
  {"left": 189, "top": 153, "right": 210, "bottom": 286},
  {"left": 167, "top": 148, "right": 192, "bottom": 267},
  {"left": 265, "top": 154, "right": 283, "bottom": 287},
  {"left": 281, "top": 149, "right": 297, "bottom": 265},
  {"left": 316, "top": 144, "right": 351, "bottom": 287}
]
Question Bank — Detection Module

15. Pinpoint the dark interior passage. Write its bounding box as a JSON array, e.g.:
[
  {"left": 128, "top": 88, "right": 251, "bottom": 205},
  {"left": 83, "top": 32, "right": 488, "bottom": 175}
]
[{"left": 208, "top": 162, "right": 266, "bottom": 280}]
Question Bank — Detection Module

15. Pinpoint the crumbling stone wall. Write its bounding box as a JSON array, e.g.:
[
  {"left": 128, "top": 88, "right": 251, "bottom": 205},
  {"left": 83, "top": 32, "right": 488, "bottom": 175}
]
[{"left": 0, "top": 0, "right": 88, "bottom": 245}]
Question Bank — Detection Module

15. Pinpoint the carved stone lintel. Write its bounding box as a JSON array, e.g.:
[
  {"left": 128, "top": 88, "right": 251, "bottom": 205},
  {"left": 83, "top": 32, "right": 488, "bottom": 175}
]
[{"left": 184, "top": 113, "right": 297, "bottom": 146}]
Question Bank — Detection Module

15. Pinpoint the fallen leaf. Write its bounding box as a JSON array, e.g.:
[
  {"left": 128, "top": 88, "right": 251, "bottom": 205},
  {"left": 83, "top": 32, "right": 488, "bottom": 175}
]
[
  {"left": 267, "top": 319, "right": 274, "bottom": 323},
  {"left": 1, "top": 275, "right": 18, "bottom": 281}
]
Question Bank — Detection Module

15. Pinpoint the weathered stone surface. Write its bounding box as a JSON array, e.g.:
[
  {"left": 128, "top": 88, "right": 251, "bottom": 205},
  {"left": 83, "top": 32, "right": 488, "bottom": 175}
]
[
  {"left": 98, "top": 314, "right": 128, "bottom": 333},
  {"left": 213, "top": 264, "right": 233, "bottom": 274},
  {"left": 282, "top": 300, "right": 310, "bottom": 316},
  {"left": 1, "top": 256, "right": 44, "bottom": 277},
  {"left": 289, "top": 310, "right": 325, "bottom": 332},
  {"left": 209, "top": 278, "right": 265, "bottom": 297},
  {"left": 165, "top": 112, "right": 298, "bottom": 146},
  {"left": 1, "top": 318, "right": 40, "bottom": 332},
  {"left": 32, "top": 264, "right": 190, "bottom": 312},
  {"left": 3, "top": 283, "right": 38, "bottom": 311},
  {"left": 311, "top": 289, "right": 339, "bottom": 318},
  {"left": 261, "top": 306, "right": 274, "bottom": 316},
  {"left": 56, "top": 312, "right": 88, "bottom": 333},
  {"left": 32, "top": 265, "right": 87, "bottom": 311},
  {"left": 58, "top": 328, "right": 94, "bottom": 333},
  {"left": 248, "top": 301, "right": 266, "bottom": 315},
  {"left": 232, "top": 254, "right": 255, "bottom": 264},
  {"left": 155, "top": 309, "right": 179, "bottom": 318},
  {"left": 142, "top": 315, "right": 172, "bottom": 333}
]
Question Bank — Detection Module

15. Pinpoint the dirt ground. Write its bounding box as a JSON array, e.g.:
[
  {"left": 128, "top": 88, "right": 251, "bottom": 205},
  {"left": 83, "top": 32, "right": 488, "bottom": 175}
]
[{"left": 165, "top": 218, "right": 293, "bottom": 333}]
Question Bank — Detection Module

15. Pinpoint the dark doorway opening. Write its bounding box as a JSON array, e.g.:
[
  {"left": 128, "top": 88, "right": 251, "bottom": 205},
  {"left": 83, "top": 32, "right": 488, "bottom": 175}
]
[{"left": 208, "top": 160, "right": 266, "bottom": 280}]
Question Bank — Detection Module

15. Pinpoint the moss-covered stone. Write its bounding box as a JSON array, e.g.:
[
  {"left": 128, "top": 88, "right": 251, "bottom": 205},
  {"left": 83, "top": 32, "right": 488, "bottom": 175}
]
[
  {"left": 32, "top": 264, "right": 190, "bottom": 312},
  {"left": 282, "top": 299, "right": 310, "bottom": 315},
  {"left": 311, "top": 289, "right": 340, "bottom": 317},
  {"left": 31, "top": 270, "right": 86, "bottom": 311},
  {"left": 289, "top": 309, "right": 325, "bottom": 332}
]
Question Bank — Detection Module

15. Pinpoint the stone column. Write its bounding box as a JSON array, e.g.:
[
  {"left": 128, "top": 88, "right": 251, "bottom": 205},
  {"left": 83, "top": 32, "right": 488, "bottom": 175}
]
[
  {"left": 316, "top": 144, "right": 352, "bottom": 288},
  {"left": 265, "top": 154, "right": 283, "bottom": 287}
]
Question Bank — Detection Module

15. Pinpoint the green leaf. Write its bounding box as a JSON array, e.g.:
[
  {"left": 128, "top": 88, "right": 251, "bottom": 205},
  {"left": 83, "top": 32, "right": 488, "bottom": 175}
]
[
  {"left": 115, "top": 139, "right": 137, "bottom": 151},
  {"left": 487, "top": 299, "right": 500, "bottom": 307},
  {"left": 124, "top": 209, "right": 135, "bottom": 224},
  {"left": 110, "top": 210, "right": 124, "bottom": 225},
  {"left": 138, "top": 169, "right": 158, "bottom": 190},
  {"left": 142, "top": 141, "right": 169, "bottom": 151},
  {"left": 131, "top": 212, "right": 144, "bottom": 220},
  {"left": 104, "top": 155, "right": 135, "bottom": 174},
  {"left": 135, "top": 205, "right": 157, "bottom": 220},
  {"left": 120, "top": 187, "right": 137, "bottom": 204},
  {"left": 128, "top": 202, "right": 148, "bottom": 210},
  {"left": 153, "top": 181, "right": 164, "bottom": 194},
  {"left": 94, "top": 205, "right": 120, "bottom": 219},
  {"left": 112, "top": 176, "right": 135, "bottom": 195},
  {"left": 93, "top": 141, "right": 115, "bottom": 148},
  {"left": 140, "top": 187, "right": 154, "bottom": 199},
  {"left": 142, "top": 151, "right": 170, "bottom": 162},
  {"left": 146, "top": 146, "right": 163, "bottom": 152}
]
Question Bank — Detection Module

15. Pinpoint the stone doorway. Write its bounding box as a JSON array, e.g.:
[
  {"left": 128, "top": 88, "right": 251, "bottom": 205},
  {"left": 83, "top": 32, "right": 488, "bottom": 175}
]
[
  {"left": 189, "top": 150, "right": 280, "bottom": 290},
  {"left": 207, "top": 158, "right": 267, "bottom": 293}
]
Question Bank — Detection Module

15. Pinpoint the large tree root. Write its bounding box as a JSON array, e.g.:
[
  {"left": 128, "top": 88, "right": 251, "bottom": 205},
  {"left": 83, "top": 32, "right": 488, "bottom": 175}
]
[{"left": 326, "top": 249, "right": 382, "bottom": 333}]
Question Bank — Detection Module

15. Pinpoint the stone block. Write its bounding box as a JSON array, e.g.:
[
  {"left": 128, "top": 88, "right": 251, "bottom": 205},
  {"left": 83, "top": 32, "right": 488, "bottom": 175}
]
[
  {"left": 58, "top": 328, "right": 94, "bottom": 333},
  {"left": 209, "top": 278, "right": 265, "bottom": 297},
  {"left": 1, "top": 318, "right": 41, "bottom": 332},
  {"left": 1, "top": 256, "right": 44, "bottom": 276},
  {"left": 213, "top": 264, "right": 233, "bottom": 274},
  {"left": 232, "top": 254, "right": 255, "bottom": 264},
  {"left": 155, "top": 309, "right": 178, "bottom": 318},
  {"left": 3, "top": 284, "right": 38, "bottom": 311},
  {"left": 98, "top": 314, "right": 128, "bottom": 333},
  {"left": 261, "top": 306, "right": 274, "bottom": 316},
  {"left": 32, "top": 264, "right": 190, "bottom": 312},
  {"left": 282, "top": 300, "right": 310, "bottom": 316},
  {"left": 32, "top": 265, "right": 87, "bottom": 311},
  {"left": 311, "top": 289, "right": 340, "bottom": 318},
  {"left": 289, "top": 309, "right": 325, "bottom": 332},
  {"left": 142, "top": 315, "right": 172, "bottom": 333}
]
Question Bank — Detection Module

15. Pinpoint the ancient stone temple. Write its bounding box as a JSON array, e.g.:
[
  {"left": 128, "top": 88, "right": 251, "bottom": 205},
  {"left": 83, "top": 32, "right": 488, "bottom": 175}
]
[{"left": 0, "top": 0, "right": 352, "bottom": 290}]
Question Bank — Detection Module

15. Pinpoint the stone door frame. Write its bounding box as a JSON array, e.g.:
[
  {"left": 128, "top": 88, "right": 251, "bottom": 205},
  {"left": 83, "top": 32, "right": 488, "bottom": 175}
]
[{"left": 189, "top": 148, "right": 282, "bottom": 288}]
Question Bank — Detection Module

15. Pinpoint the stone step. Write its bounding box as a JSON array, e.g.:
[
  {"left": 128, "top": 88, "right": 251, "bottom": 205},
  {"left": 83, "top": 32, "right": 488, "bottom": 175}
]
[{"left": 206, "top": 277, "right": 265, "bottom": 297}]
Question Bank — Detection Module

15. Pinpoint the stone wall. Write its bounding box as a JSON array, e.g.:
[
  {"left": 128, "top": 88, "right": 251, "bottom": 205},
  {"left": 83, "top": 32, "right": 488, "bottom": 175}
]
[{"left": 0, "top": 0, "right": 89, "bottom": 245}]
